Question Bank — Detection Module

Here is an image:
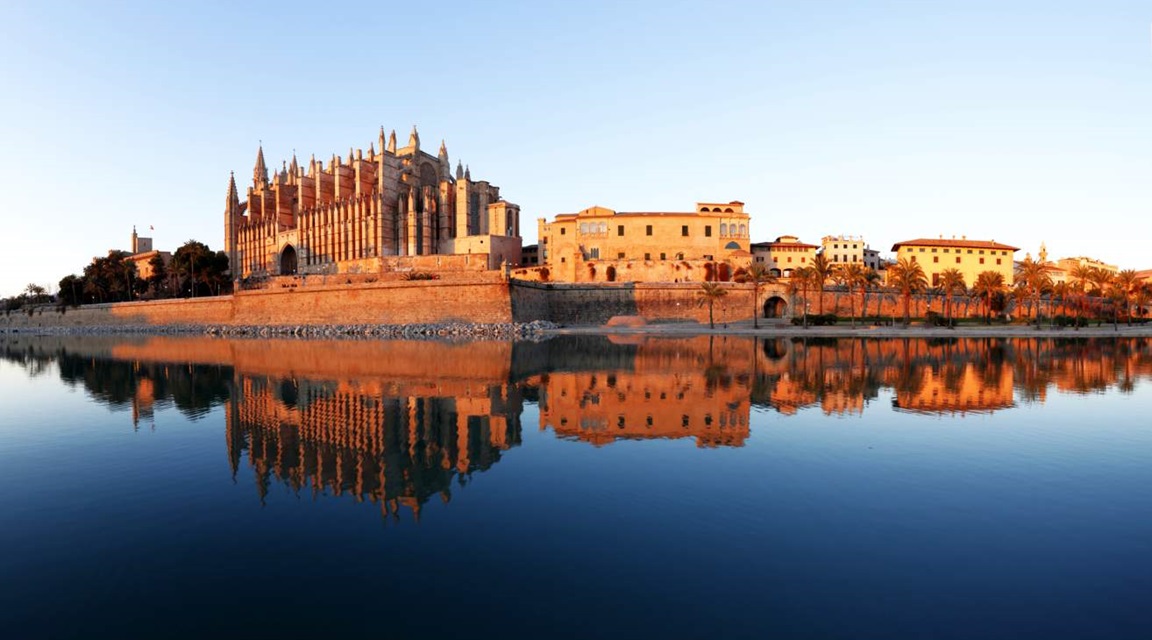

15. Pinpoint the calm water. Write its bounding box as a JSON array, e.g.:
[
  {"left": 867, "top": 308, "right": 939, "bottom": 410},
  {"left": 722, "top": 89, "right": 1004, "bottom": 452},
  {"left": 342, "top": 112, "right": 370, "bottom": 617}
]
[{"left": 2, "top": 334, "right": 1152, "bottom": 639}]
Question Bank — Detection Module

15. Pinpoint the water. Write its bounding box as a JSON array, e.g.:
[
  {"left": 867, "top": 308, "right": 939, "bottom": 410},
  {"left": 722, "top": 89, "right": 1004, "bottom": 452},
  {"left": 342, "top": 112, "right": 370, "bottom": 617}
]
[{"left": 2, "top": 335, "right": 1151, "bottom": 639}]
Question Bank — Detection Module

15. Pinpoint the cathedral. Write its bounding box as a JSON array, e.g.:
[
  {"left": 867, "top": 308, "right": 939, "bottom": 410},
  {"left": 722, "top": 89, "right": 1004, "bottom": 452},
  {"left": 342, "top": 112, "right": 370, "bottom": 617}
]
[{"left": 224, "top": 126, "right": 522, "bottom": 281}]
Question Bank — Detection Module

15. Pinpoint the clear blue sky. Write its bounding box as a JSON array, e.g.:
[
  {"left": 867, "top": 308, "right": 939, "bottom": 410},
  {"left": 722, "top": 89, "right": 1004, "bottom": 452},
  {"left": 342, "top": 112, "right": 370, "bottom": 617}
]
[{"left": 1, "top": 0, "right": 1149, "bottom": 297}]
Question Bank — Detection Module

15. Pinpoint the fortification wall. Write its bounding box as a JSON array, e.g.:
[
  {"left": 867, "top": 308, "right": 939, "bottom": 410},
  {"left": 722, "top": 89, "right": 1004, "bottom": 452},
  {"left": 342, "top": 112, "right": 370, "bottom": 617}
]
[
  {"left": 2, "top": 281, "right": 512, "bottom": 331},
  {"left": 508, "top": 281, "right": 776, "bottom": 325},
  {"left": 3, "top": 279, "right": 931, "bottom": 332}
]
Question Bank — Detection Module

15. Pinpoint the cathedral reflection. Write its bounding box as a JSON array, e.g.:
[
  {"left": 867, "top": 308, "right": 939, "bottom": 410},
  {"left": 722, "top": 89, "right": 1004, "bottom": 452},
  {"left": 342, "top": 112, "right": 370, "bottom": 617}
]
[{"left": 224, "top": 375, "right": 522, "bottom": 521}]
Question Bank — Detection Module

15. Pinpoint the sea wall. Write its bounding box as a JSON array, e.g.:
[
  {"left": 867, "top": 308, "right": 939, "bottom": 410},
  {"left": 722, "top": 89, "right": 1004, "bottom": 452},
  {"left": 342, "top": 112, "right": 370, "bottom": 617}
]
[
  {"left": 3, "top": 278, "right": 941, "bottom": 332},
  {"left": 1, "top": 280, "right": 512, "bottom": 331}
]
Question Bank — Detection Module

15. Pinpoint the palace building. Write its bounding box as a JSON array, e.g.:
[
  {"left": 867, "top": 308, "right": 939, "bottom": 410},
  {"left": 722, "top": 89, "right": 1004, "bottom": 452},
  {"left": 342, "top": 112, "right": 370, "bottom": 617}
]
[
  {"left": 891, "top": 236, "right": 1019, "bottom": 286},
  {"left": 750, "top": 235, "right": 818, "bottom": 277},
  {"left": 224, "top": 126, "right": 522, "bottom": 281},
  {"left": 532, "top": 201, "right": 752, "bottom": 282}
]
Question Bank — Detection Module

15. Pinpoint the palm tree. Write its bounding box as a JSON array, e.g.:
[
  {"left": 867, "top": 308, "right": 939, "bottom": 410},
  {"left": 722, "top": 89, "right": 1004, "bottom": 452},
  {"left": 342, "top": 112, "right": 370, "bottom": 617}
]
[
  {"left": 886, "top": 257, "right": 928, "bottom": 325},
  {"left": 862, "top": 267, "right": 882, "bottom": 320},
  {"left": 1051, "top": 281, "right": 1069, "bottom": 320},
  {"left": 838, "top": 263, "right": 868, "bottom": 327},
  {"left": 1086, "top": 268, "right": 1114, "bottom": 323},
  {"left": 809, "top": 254, "right": 834, "bottom": 315},
  {"left": 788, "top": 266, "right": 815, "bottom": 327},
  {"left": 697, "top": 281, "right": 728, "bottom": 329},
  {"left": 1015, "top": 257, "right": 1052, "bottom": 325},
  {"left": 937, "top": 268, "right": 966, "bottom": 327},
  {"left": 1114, "top": 269, "right": 1138, "bottom": 325},
  {"left": 736, "top": 263, "right": 776, "bottom": 329},
  {"left": 972, "top": 270, "right": 1006, "bottom": 324}
]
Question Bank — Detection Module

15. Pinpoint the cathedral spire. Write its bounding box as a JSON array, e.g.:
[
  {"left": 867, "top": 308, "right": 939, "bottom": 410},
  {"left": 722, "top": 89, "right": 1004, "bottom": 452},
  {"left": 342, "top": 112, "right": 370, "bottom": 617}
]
[
  {"left": 408, "top": 125, "right": 420, "bottom": 151},
  {"left": 226, "top": 171, "right": 241, "bottom": 212},
  {"left": 387, "top": 129, "right": 397, "bottom": 154},
  {"left": 464, "top": 164, "right": 471, "bottom": 181},
  {"left": 253, "top": 144, "right": 268, "bottom": 185},
  {"left": 289, "top": 151, "right": 299, "bottom": 176},
  {"left": 456, "top": 161, "right": 464, "bottom": 180},
  {"left": 439, "top": 139, "right": 448, "bottom": 158}
]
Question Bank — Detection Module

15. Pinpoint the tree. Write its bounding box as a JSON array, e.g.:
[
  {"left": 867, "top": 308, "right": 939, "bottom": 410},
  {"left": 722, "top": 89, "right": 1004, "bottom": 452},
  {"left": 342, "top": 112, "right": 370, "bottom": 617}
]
[
  {"left": 788, "top": 266, "right": 815, "bottom": 328},
  {"left": 1114, "top": 269, "right": 1138, "bottom": 325},
  {"left": 735, "top": 263, "right": 776, "bottom": 329},
  {"left": 937, "top": 268, "right": 966, "bottom": 326},
  {"left": 809, "top": 254, "right": 834, "bottom": 314},
  {"left": 147, "top": 253, "right": 170, "bottom": 299},
  {"left": 838, "top": 263, "right": 869, "bottom": 327},
  {"left": 886, "top": 257, "right": 928, "bottom": 325},
  {"left": 862, "top": 267, "right": 882, "bottom": 320},
  {"left": 58, "top": 275, "right": 83, "bottom": 308},
  {"left": 972, "top": 270, "right": 1006, "bottom": 324},
  {"left": 173, "top": 240, "right": 231, "bottom": 297},
  {"left": 697, "top": 281, "right": 728, "bottom": 329},
  {"left": 1015, "top": 257, "right": 1052, "bottom": 324}
]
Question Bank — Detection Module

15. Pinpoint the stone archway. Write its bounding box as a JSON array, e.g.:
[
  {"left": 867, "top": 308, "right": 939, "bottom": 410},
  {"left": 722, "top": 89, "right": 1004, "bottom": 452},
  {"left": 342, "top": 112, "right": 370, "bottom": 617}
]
[
  {"left": 606, "top": 266, "right": 617, "bottom": 282},
  {"left": 763, "top": 295, "right": 787, "bottom": 318},
  {"left": 280, "top": 245, "right": 298, "bottom": 276}
]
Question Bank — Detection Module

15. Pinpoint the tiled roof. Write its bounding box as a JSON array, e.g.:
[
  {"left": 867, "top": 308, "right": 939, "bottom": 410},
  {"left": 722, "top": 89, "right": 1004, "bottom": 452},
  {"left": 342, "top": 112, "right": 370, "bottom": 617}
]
[{"left": 891, "top": 238, "right": 1019, "bottom": 252}]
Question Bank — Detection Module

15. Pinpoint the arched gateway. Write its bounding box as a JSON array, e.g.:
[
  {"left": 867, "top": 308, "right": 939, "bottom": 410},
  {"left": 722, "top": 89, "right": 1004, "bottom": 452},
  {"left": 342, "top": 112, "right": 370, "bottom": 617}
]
[
  {"left": 763, "top": 296, "right": 787, "bottom": 318},
  {"left": 280, "top": 245, "right": 298, "bottom": 276}
]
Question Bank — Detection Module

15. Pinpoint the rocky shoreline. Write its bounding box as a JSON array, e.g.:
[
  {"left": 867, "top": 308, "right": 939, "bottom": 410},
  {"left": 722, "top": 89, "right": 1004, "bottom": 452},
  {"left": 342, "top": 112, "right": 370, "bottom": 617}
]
[
  {"left": 5, "top": 319, "right": 1152, "bottom": 340},
  {"left": 0, "top": 321, "right": 560, "bottom": 341}
]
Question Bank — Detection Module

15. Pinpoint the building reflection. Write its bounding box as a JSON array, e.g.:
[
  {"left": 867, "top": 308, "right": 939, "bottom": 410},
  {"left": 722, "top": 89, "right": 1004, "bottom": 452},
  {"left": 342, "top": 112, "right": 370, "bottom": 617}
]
[
  {"left": 528, "top": 336, "right": 752, "bottom": 447},
  {"left": 3, "top": 334, "right": 1152, "bottom": 517},
  {"left": 225, "top": 374, "right": 521, "bottom": 521}
]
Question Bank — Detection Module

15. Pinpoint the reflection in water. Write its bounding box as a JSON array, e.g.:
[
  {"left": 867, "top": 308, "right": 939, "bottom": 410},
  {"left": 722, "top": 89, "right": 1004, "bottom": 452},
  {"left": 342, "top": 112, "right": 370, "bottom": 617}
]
[
  {"left": 225, "top": 375, "right": 522, "bottom": 520},
  {"left": 4, "top": 334, "right": 1152, "bottom": 509}
]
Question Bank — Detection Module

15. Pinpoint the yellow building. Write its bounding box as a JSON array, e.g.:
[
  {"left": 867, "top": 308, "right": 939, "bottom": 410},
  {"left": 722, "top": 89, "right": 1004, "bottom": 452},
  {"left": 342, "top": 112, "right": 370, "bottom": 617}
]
[
  {"left": 750, "top": 235, "right": 818, "bottom": 277},
  {"left": 891, "top": 236, "right": 1018, "bottom": 286},
  {"left": 536, "top": 201, "right": 751, "bottom": 282}
]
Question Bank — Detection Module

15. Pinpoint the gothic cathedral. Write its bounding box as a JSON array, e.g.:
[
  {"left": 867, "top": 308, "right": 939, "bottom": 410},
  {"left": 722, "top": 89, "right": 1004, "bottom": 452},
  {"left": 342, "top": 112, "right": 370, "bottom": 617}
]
[{"left": 224, "top": 126, "right": 522, "bottom": 280}]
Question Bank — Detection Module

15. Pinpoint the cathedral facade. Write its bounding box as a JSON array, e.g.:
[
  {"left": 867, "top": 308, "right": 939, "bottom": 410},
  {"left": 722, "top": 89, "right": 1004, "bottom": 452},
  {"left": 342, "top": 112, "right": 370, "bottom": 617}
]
[{"left": 224, "top": 126, "right": 522, "bottom": 281}]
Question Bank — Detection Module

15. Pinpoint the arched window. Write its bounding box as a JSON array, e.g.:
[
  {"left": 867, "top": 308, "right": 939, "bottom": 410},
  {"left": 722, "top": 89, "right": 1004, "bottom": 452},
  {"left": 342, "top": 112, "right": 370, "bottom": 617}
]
[
  {"left": 720, "top": 223, "right": 728, "bottom": 237},
  {"left": 739, "top": 224, "right": 746, "bottom": 237},
  {"left": 579, "top": 222, "right": 588, "bottom": 234}
]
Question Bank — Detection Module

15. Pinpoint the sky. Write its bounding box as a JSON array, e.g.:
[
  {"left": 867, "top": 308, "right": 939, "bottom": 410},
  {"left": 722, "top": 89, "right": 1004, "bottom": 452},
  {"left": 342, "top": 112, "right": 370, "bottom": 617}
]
[{"left": 1, "top": 0, "right": 1150, "bottom": 297}]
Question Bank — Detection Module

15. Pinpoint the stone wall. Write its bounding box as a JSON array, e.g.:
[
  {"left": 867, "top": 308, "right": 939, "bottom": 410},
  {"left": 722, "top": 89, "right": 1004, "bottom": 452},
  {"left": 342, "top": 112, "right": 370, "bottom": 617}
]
[
  {"left": 3, "top": 279, "right": 952, "bottom": 332},
  {"left": 509, "top": 281, "right": 781, "bottom": 325},
  {"left": 2, "top": 280, "right": 512, "bottom": 331}
]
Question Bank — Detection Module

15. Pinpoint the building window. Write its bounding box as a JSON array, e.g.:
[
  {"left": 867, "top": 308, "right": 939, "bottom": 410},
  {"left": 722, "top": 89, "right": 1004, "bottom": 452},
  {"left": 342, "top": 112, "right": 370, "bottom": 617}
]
[
  {"left": 617, "top": 252, "right": 625, "bottom": 259},
  {"left": 706, "top": 225, "right": 713, "bottom": 237},
  {"left": 911, "top": 256, "right": 917, "bottom": 263},
  {"left": 682, "top": 225, "right": 689, "bottom": 236},
  {"left": 919, "top": 248, "right": 925, "bottom": 252},
  {"left": 979, "top": 257, "right": 985, "bottom": 264},
  {"left": 660, "top": 252, "right": 666, "bottom": 260},
  {"left": 955, "top": 257, "right": 961, "bottom": 264},
  {"left": 933, "top": 256, "right": 939, "bottom": 263},
  {"left": 931, "top": 248, "right": 937, "bottom": 253},
  {"left": 588, "top": 247, "right": 599, "bottom": 259},
  {"left": 645, "top": 252, "right": 651, "bottom": 260},
  {"left": 560, "top": 228, "right": 566, "bottom": 235},
  {"left": 996, "top": 258, "right": 1002, "bottom": 265},
  {"left": 617, "top": 225, "right": 624, "bottom": 236},
  {"left": 646, "top": 225, "right": 653, "bottom": 236}
]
